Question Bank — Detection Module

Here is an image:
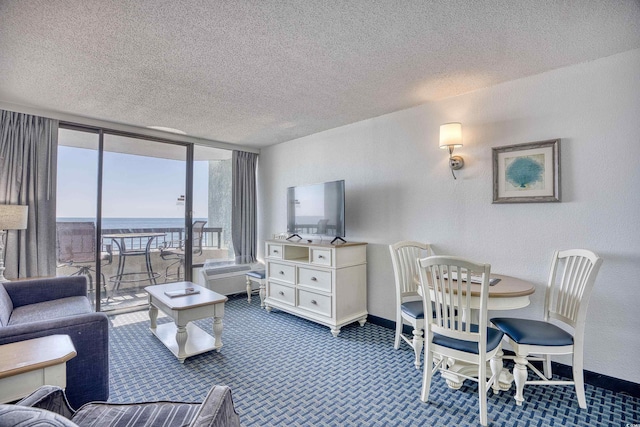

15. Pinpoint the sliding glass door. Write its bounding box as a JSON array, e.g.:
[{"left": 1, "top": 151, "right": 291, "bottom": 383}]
[
  {"left": 56, "top": 125, "right": 235, "bottom": 312},
  {"left": 56, "top": 127, "right": 100, "bottom": 307},
  {"left": 100, "top": 134, "right": 188, "bottom": 311}
]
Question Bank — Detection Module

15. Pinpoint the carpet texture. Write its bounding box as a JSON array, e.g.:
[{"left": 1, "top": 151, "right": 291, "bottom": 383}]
[{"left": 108, "top": 295, "right": 639, "bottom": 426}]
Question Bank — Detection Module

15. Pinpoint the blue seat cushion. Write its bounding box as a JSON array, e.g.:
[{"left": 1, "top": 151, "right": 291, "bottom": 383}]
[
  {"left": 8, "top": 296, "right": 92, "bottom": 326},
  {"left": 432, "top": 325, "right": 504, "bottom": 354},
  {"left": 491, "top": 317, "right": 574, "bottom": 346},
  {"left": 400, "top": 301, "right": 424, "bottom": 319},
  {"left": 246, "top": 270, "right": 266, "bottom": 279}
]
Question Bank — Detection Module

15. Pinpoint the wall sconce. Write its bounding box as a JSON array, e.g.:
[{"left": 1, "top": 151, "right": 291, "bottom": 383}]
[{"left": 439, "top": 122, "right": 464, "bottom": 179}]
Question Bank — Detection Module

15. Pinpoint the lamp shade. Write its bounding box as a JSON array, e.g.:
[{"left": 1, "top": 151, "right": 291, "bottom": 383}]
[
  {"left": 439, "top": 122, "right": 463, "bottom": 149},
  {"left": 0, "top": 205, "right": 29, "bottom": 230}
]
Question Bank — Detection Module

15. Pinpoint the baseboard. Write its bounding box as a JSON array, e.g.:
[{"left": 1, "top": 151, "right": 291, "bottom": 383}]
[{"left": 367, "top": 314, "right": 640, "bottom": 398}]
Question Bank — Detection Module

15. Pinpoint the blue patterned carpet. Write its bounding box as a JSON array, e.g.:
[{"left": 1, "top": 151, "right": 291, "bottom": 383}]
[{"left": 108, "top": 295, "right": 639, "bottom": 426}]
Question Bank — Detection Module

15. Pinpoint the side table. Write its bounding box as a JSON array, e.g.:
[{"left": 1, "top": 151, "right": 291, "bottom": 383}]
[{"left": 0, "top": 335, "right": 77, "bottom": 403}]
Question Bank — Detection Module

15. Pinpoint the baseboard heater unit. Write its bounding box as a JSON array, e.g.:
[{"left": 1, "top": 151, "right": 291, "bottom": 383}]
[{"left": 198, "top": 261, "right": 257, "bottom": 296}]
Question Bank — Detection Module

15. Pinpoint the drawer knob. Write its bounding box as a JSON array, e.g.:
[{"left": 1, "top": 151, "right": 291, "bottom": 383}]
[
  {"left": 273, "top": 250, "right": 279, "bottom": 253},
  {"left": 279, "top": 271, "right": 285, "bottom": 275},
  {"left": 311, "top": 277, "right": 318, "bottom": 281},
  {"left": 311, "top": 300, "right": 317, "bottom": 305},
  {"left": 279, "top": 291, "right": 285, "bottom": 296},
  {"left": 318, "top": 255, "right": 325, "bottom": 259}
]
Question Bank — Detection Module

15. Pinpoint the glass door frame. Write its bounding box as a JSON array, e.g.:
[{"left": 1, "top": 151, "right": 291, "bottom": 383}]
[{"left": 59, "top": 122, "right": 195, "bottom": 311}]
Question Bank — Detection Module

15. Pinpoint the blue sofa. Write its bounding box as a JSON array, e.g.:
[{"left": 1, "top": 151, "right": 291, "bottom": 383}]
[{"left": 0, "top": 276, "right": 109, "bottom": 409}]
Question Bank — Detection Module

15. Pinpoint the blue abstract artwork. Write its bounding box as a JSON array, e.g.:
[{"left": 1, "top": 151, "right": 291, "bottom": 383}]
[{"left": 505, "top": 154, "right": 545, "bottom": 190}]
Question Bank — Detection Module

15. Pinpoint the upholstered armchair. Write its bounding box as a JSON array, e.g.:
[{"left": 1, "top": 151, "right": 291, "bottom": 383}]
[
  {"left": 0, "top": 276, "right": 109, "bottom": 408},
  {"left": 0, "top": 384, "right": 241, "bottom": 427}
]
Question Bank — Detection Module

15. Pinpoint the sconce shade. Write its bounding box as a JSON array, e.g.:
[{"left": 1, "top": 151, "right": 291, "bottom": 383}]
[
  {"left": 439, "top": 122, "right": 463, "bottom": 149},
  {"left": 0, "top": 205, "right": 29, "bottom": 230}
]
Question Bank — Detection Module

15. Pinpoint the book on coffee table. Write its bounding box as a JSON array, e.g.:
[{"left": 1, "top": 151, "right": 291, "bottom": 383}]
[{"left": 164, "top": 288, "right": 200, "bottom": 298}]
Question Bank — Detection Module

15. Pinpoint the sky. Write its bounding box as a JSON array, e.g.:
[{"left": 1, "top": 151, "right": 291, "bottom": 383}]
[{"left": 57, "top": 145, "right": 209, "bottom": 218}]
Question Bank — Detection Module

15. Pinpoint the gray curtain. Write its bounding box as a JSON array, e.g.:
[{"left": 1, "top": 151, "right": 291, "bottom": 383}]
[
  {"left": 0, "top": 110, "right": 58, "bottom": 279},
  {"left": 231, "top": 151, "right": 257, "bottom": 264}
]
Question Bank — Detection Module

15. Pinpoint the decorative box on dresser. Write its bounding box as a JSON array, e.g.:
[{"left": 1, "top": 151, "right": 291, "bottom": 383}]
[{"left": 264, "top": 239, "right": 367, "bottom": 337}]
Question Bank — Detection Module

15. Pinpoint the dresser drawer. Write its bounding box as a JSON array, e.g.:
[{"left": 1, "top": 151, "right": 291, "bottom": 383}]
[
  {"left": 310, "top": 249, "right": 332, "bottom": 266},
  {"left": 297, "top": 289, "right": 331, "bottom": 317},
  {"left": 268, "top": 244, "right": 283, "bottom": 258},
  {"left": 298, "top": 267, "right": 332, "bottom": 292},
  {"left": 268, "top": 262, "right": 295, "bottom": 284},
  {"left": 268, "top": 282, "right": 295, "bottom": 306}
]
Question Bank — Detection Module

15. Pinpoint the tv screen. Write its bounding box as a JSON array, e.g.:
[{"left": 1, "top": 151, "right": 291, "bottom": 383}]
[{"left": 287, "top": 180, "right": 345, "bottom": 238}]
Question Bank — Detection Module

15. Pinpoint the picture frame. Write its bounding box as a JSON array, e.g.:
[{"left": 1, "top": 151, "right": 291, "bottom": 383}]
[{"left": 492, "top": 139, "right": 560, "bottom": 203}]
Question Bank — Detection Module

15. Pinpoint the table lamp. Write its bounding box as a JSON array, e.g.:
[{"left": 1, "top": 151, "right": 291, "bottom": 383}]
[{"left": 0, "top": 204, "right": 29, "bottom": 283}]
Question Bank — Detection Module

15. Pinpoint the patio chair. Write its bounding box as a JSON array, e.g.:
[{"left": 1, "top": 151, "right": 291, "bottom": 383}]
[
  {"left": 56, "top": 222, "right": 112, "bottom": 294},
  {"left": 160, "top": 220, "right": 207, "bottom": 281}
]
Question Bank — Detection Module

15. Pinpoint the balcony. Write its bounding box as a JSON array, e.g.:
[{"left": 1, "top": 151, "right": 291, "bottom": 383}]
[{"left": 56, "top": 226, "right": 232, "bottom": 312}]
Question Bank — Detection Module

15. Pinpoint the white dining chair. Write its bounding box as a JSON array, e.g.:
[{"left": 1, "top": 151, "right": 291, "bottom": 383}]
[
  {"left": 418, "top": 255, "right": 503, "bottom": 427},
  {"left": 491, "top": 249, "right": 602, "bottom": 408},
  {"left": 389, "top": 241, "right": 432, "bottom": 369}
]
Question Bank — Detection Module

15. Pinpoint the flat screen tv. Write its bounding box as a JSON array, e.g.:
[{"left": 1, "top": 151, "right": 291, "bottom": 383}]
[{"left": 287, "top": 180, "right": 345, "bottom": 243}]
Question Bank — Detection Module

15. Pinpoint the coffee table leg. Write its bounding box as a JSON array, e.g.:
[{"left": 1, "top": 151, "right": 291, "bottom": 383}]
[
  {"left": 149, "top": 305, "right": 158, "bottom": 331},
  {"left": 213, "top": 316, "right": 223, "bottom": 352},
  {"left": 176, "top": 322, "right": 188, "bottom": 363}
]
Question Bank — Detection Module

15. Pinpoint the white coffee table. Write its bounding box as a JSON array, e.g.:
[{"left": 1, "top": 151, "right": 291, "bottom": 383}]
[{"left": 145, "top": 282, "right": 228, "bottom": 363}]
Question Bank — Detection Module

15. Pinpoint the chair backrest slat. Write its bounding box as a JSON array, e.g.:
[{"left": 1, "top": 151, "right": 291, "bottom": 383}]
[
  {"left": 546, "top": 249, "right": 602, "bottom": 329},
  {"left": 389, "top": 241, "right": 431, "bottom": 304},
  {"left": 418, "top": 256, "right": 491, "bottom": 346}
]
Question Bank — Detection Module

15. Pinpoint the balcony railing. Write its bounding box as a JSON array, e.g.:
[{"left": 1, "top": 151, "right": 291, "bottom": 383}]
[{"left": 99, "top": 227, "right": 223, "bottom": 251}]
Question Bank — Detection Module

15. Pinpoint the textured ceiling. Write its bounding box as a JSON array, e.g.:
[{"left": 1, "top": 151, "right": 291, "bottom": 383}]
[{"left": 1, "top": 1, "right": 639, "bottom": 148}]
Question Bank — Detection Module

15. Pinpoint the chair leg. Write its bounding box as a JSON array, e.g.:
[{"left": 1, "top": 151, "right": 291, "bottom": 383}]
[
  {"left": 479, "top": 358, "right": 488, "bottom": 427},
  {"left": 412, "top": 328, "right": 424, "bottom": 369},
  {"left": 490, "top": 349, "right": 504, "bottom": 394},
  {"left": 420, "top": 349, "right": 434, "bottom": 402},
  {"left": 513, "top": 353, "right": 528, "bottom": 406},
  {"left": 99, "top": 272, "right": 107, "bottom": 298},
  {"left": 394, "top": 313, "right": 403, "bottom": 350},
  {"left": 246, "top": 276, "right": 252, "bottom": 303},
  {"left": 86, "top": 272, "right": 94, "bottom": 293},
  {"left": 542, "top": 354, "right": 552, "bottom": 379},
  {"left": 573, "top": 350, "right": 587, "bottom": 409}
]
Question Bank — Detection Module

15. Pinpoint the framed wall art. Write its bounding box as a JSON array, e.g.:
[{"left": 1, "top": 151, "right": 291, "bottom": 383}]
[{"left": 492, "top": 139, "right": 560, "bottom": 203}]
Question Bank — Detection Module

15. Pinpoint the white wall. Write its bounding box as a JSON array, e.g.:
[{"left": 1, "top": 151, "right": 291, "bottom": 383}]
[{"left": 258, "top": 49, "right": 640, "bottom": 383}]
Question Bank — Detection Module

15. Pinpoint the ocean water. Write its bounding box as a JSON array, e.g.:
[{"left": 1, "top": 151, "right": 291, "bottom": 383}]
[{"left": 57, "top": 217, "right": 208, "bottom": 230}]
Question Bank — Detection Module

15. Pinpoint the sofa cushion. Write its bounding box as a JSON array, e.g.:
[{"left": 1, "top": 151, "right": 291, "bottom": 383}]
[
  {"left": 189, "top": 385, "right": 241, "bottom": 427},
  {"left": 0, "top": 284, "right": 13, "bottom": 326},
  {"left": 8, "top": 296, "right": 92, "bottom": 326},
  {"left": 71, "top": 402, "right": 200, "bottom": 427},
  {"left": 0, "top": 404, "right": 78, "bottom": 427}
]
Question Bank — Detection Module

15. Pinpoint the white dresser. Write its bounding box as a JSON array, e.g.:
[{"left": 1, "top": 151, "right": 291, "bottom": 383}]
[{"left": 264, "top": 239, "right": 367, "bottom": 337}]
